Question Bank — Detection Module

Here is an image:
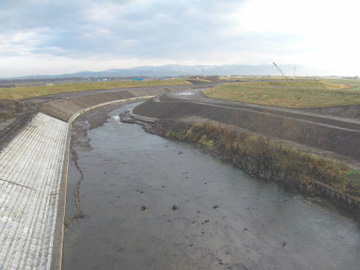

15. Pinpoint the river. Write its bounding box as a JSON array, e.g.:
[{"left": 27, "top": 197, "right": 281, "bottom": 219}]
[{"left": 63, "top": 103, "right": 360, "bottom": 270}]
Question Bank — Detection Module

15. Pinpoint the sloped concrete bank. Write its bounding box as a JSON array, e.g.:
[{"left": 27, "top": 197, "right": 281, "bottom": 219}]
[
  {"left": 39, "top": 85, "right": 211, "bottom": 122},
  {"left": 0, "top": 113, "right": 35, "bottom": 150},
  {"left": 0, "top": 113, "right": 68, "bottom": 270}
]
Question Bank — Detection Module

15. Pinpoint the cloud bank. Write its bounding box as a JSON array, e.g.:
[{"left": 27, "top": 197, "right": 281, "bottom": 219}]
[{"left": 0, "top": 0, "right": 359, "bottom": 77}]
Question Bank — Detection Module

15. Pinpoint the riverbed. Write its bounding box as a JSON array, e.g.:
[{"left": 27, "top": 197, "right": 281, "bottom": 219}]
[{"left": 63, "top": 103, "right": 360, "bottom": 270}]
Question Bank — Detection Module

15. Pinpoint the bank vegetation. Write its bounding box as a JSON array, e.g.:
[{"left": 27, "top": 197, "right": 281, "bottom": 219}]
[
  {"left": 0, "top": 79, "right": 191, "bottom": 100},
  {"left": 204, "top": 80, "right": 360, "bottom": 108},
  {"left": 164, "top": 122, "right": 360, "bottom": 199}
]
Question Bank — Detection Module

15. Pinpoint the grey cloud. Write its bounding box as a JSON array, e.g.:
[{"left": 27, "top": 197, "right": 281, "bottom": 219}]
[{"left": 0, "top": 0, "right": 301, "bottom": 61}]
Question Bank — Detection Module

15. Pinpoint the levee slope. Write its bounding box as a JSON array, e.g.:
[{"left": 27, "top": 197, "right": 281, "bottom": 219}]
[{"left": 0, "top": 113, "right": 68, "bottom": 270}]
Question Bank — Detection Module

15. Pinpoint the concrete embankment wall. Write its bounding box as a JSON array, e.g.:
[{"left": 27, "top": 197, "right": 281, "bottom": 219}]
[
  {"left": 40, "top": 87, "right": 186, "bottom": 122},
  {"left": 133, "top": 99, "right": 360, "bottom": 160},
  {"left": 0, "top": 113, "right": 68, "bottom": 270}
]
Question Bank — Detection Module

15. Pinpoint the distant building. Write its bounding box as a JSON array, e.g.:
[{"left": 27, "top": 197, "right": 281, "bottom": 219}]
[{"left": 132, "top": 78, "right": 145, "bottom": 81}]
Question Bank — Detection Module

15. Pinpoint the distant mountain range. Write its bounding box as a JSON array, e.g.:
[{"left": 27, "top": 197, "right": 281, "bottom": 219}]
[{"left": 4, "top": 64, "right": 323, "bottom": 79}]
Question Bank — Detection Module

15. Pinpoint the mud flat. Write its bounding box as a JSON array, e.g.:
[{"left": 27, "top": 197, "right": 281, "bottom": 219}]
[{"left": 63, "top": 104, "right": 360, "bottom": 270}]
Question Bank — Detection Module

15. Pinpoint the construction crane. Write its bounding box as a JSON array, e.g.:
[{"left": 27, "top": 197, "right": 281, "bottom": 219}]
[{"left": 273, "top": 62, "right": 290, "bottom": 81}]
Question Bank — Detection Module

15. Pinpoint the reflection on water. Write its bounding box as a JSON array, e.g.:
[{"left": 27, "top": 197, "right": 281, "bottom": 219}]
[{"left": 64, "top": 104, "right": 360, "bottom": 270}]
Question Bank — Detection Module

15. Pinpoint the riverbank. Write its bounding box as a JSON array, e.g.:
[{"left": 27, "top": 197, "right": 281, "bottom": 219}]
[
  {"left": 133, "top": 96, "right": 360, "bottom": 160},
  {"left": 125, "top": 112, "right": 360, "bottom": 217}
]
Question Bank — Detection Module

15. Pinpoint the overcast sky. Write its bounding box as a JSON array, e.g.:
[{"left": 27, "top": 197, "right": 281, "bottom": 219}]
[{"left": 0, "top": 0, "right": 359, "bottom": 77}]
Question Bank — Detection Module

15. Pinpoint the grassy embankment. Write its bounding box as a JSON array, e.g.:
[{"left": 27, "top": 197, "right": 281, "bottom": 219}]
[
  {"left": 165, "top": 122, "right": 360, "bottom": 198},
  {"left": 204, "top": 80, "right": 360, "bottom": 108},
  {"left": 0, "top": 79, "right": 191, "bottom": 100}
]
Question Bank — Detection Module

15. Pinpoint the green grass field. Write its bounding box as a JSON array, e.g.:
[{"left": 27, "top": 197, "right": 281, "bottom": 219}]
[
  {"left": 204, "top": 80, "right": 360, "bottom": 108},
  {"left": 0, "top": 79, "right": 191, "bottom": 100}
]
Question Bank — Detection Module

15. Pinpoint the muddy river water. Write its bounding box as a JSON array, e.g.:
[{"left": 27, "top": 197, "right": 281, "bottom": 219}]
[{"left": 63, "top": 103, "right": 360, "bottom": 270}]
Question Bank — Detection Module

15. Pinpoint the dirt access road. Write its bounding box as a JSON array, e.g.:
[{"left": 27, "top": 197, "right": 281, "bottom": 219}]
[{"left": 133, "top": 89, "right": 360, "bottom": 162}]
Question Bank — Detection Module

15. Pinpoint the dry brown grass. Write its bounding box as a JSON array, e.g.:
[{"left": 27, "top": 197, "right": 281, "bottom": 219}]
[
  {"left": 204, "top": 80, "right": 360, "bottom": 108},
  {"left": 166, "top": 122, "right": 360, "bottom": 197},
  {"left": 0, "top": 79, "right": 191, "bottom": 100}
]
